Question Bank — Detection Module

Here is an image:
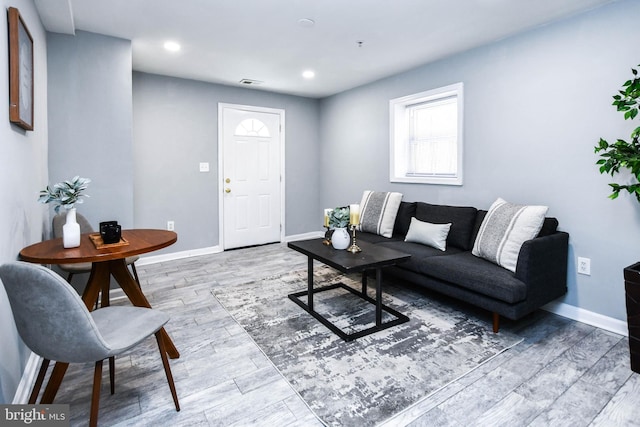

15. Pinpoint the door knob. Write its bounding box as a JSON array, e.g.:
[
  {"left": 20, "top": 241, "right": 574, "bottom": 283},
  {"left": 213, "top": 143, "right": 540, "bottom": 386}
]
[
  {"left": 225, "top": 178, "right": 231, "bottom": 183},
  {"left": 225, "top": 188, "right": 231, "bottom": 193}
]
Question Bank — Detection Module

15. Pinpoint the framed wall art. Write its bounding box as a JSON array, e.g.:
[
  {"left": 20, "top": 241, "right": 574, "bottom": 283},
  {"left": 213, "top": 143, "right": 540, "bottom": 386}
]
[{"left": 8, "top": 7, "right": 34, "bottom": 131}]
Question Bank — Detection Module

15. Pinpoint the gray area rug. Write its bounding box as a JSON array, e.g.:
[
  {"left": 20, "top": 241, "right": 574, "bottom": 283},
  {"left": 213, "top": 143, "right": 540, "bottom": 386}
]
[{"left": 214, "top": 266, "right": 523, "bottom": 426}]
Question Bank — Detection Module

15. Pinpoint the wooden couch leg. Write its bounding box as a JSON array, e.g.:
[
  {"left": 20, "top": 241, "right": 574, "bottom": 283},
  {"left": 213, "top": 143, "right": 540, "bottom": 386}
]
[{"left": 492, "top": 312, "right": 500, "bottom": 333}]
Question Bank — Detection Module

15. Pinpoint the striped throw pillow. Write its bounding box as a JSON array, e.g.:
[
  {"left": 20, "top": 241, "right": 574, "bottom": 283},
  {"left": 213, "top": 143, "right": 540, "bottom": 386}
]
[
  {"left": 358, "top": 191, "right": 403, "bottom": 238},
  {"left": 472, "top": 198, "right": 548, "bottom": 272}
]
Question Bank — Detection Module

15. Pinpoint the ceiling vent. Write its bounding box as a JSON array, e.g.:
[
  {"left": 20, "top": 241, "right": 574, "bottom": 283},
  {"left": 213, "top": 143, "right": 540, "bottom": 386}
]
[{"left": 239, "top": 79, "right": 263, "bottom": 86}]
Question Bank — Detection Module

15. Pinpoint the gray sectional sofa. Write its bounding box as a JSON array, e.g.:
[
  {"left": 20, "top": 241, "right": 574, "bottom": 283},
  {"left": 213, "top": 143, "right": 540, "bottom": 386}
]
[{"left": 356, "top": 201, "right": 569, "bottom": 332}]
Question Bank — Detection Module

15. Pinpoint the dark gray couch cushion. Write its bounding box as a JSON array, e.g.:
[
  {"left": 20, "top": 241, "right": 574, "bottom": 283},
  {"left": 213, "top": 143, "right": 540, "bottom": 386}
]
[
  {"left": 377, "top": 240, "right": 462, "bottom": 274},
  {"left": 538, "top": 217, "right": 559, "bottom": 237},
  {"left": 413, "top": 251, "right": 527, "bottom": 303},
  {"left": 357, "top": 231, "right": 403, "bottom": 245},
  {"left": 394, "top": 202, "right": 416, "bottom": 236},
  {"left": 415, "top": 202, "right": 477, "bottom": 251}
]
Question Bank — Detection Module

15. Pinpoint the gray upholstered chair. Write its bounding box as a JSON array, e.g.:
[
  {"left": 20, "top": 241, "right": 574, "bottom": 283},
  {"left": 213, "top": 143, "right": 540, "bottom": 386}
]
[
  {"left": 0, "top": 262, "right": 180, "bottom": 427},
  {"left": 52, "top": 213, "right": 141, "bottom": 287}
]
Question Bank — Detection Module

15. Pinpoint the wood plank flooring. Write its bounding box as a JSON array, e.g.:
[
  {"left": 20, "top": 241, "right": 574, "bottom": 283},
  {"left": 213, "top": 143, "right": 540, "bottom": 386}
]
[{"left": 37, "top": 243, "right": 639, "bottom": 426}]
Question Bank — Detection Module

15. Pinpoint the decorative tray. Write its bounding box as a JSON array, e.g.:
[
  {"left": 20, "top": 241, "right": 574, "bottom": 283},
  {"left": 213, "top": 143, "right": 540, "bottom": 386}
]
[{"left": 88, "top": 233, "right": 129, "bottom": 249}]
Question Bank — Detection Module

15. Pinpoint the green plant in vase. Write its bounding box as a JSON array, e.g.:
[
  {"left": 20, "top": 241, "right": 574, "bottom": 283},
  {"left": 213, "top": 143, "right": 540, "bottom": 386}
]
[
  {"left": 328, "top": 206, "right": 350, "bottom": 229},
  {"left": 38, "top": 176, "right": 91, "bottom": 248},
  {"left": 38, "top": 175, "right": 91, "bottom": 213},
  {"left": 595, "top": 64, "right": 640, "bottom": 201},
  {"left": 328, "top": 206, "right": 350, "bottom": 250},
  {"left": 597, "top": 65, "right": 640, "bottom": 374}
]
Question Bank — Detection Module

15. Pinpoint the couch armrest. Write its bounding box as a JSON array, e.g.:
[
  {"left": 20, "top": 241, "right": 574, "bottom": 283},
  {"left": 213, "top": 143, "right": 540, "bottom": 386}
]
[{"left": 515, "top": 231, "right": 569, "bottom": 300}]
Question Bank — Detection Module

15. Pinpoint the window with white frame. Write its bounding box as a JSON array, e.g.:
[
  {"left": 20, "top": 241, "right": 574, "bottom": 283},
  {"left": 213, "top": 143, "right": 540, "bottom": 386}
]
[{"left": 390, "top": 83, "right": 463, "bottom": 185}]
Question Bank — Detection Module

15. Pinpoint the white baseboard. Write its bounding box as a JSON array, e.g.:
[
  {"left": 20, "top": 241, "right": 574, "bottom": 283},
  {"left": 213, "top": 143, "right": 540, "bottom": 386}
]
[
  {"left": 543, "top": 301, "right": 628, "bottom": 337},
  {"left": 136, "top": 232, "right": 323, "bottom": 266},
  {"left": 285, "top": 231, "right": 324, "bottom": 242},
  {"left": 12, "top": 352, "right": 42, "bottom": 404},
  {"left": 136, "top": 245, "right": 223, "bottom": 266}
]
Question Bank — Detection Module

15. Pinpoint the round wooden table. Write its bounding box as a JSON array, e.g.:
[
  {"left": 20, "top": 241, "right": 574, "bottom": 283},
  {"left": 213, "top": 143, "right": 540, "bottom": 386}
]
[{"left": 19, "top": 229, "right": 179, "bottom": 404}]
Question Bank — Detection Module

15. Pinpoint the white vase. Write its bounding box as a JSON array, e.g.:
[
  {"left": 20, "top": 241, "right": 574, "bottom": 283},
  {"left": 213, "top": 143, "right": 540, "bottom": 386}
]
[
  {"left": 62, "top": 208, "right": 81, "bottom": 248},
  {"left": 331, "top": 227, "right": 350, "bottom": 250}
]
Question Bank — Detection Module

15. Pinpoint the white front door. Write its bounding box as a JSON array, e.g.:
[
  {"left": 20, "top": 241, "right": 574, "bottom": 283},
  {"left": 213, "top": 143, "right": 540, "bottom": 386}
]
[{"left": 219, "top": 104, "right": 284, "bottom": 250}]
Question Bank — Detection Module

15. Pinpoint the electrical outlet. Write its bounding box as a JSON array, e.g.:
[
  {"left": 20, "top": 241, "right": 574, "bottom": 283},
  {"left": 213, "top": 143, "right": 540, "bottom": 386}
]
[
  {"left": 167, "top": 220, "right": 175, "bottom": 231},
  {"left": 199, "top": 162, "right": 210, "bottom": 172},
  {"left": 578, "top": 257, "right": 591, "bottom": 275}
]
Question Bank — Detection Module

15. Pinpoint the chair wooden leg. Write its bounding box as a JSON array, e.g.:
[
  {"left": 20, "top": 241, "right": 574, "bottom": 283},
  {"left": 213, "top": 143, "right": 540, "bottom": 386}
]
[
  {"left": 155, "top": 331, "right": 180, "bottom": 411},
  {"left": 109, "top": 356, "right": 115, "bottom": 395},
  {"left": 41, "top": 362, "right": 69, "bottom": 404},
  {"left": 130, "top": 263, "right": 142, "bottom": 289},
  {"left": 28, "top": 358, "right": 50, "bottom": 404},
  {"left": 90, "top": 360, "right": 103, "bottom": 427},
  {"left": 493, "top": 312, "right": 500, "bottom": 333}
]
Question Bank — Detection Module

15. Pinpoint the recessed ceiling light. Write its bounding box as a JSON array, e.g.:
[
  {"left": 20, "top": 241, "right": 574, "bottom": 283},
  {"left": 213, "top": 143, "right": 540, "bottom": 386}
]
[
  {"left": 298, "top": 18, "right": 315, "bottom": 28},
  {"left": 302, "top": 70, "right": 315, "bottom": 79},
  {"left": 163, "top": 41, "right": 181, "bottom": 52}
]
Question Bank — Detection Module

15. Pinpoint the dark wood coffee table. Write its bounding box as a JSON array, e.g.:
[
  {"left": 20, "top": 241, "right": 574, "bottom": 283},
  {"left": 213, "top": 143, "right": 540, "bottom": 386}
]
[{"left": 287, "top": 238, "right": 411, "bottom": 341}]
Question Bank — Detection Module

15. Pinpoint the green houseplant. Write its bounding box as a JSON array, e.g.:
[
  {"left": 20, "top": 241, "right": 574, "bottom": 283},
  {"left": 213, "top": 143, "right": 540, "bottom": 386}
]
[
  {"left": 595, "top": 64, "right": 640, "bottom": 201},
  {"left": 328, "top": 206, "right": 350, "bottom": 250},
  {"left": 328, "top": 206, "right": 350, "bottom": 229},
  {"left": 38, "top": 176, "right": 91, "bottom": 248},
  {"left": 595, "top": 65, "right": 640, "bottom": 373},
  {"left": 38, "top": 175, "right": 91, "bottom": 213}
]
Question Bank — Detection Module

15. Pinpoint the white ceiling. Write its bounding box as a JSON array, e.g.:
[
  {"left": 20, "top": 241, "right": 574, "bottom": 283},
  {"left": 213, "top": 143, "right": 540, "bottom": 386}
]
[{"left": 35, "top": 0, "right": 616, "bottom": 98}]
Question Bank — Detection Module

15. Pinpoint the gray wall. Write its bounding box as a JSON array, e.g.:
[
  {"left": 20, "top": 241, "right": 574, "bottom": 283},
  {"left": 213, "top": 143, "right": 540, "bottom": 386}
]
[
  {"left": 0, "top": 0, "right": 48, "bottom": 403},
  {"left": 132, "top": 72, "right": 321, "bottom": 253},
  {"left": 1, "top": 0, "right": 634, "bottom": 405},
  {"left": 47, "top": 31, "right": 134, "bottom": 230},
  {"left": 319, "top": 0, "right": 640, "bottom": 321}
]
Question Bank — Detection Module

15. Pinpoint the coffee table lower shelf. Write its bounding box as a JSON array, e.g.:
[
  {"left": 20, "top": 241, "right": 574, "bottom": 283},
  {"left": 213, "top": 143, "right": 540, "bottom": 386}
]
[{"left": 288, "top": 283, "right": 410, "bottom": 342}]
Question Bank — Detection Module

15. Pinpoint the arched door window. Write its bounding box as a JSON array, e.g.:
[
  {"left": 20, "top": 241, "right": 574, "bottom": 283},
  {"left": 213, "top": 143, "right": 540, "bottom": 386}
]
[{"left": 234, "top": 119, "right": 270, "bottom": 137}]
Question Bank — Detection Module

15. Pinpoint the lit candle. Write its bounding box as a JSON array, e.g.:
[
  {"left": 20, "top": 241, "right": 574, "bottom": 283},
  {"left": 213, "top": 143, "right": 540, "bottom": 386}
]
[
  {"left": 324, "top": 208, "right": 332, "bottom": 227},
  {"left": 349, "top": 204, "right": 360, "bottom": 225}
]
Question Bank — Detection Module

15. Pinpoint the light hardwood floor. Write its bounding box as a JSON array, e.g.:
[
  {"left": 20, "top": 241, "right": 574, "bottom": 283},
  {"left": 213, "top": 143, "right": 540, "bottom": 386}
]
[{"left": 41, "top": 243, "right": 639, "bottom": 426}]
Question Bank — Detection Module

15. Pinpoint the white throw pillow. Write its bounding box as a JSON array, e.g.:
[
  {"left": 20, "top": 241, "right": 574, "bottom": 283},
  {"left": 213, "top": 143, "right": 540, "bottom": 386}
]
[
  {"left": 472, "top": 198, "right": 548, "bottom": 272},
  {"left": 358, "top": 191, "right": 403, "bottom": 238},
  {"left": 404, "top": 218, "right": 451, "bottom": 251}
]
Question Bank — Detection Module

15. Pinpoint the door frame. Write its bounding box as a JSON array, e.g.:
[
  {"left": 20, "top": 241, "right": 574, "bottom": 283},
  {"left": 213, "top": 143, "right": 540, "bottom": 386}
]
[{"left": 217, "top": 103, "right": 286, "bottom": 250}]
